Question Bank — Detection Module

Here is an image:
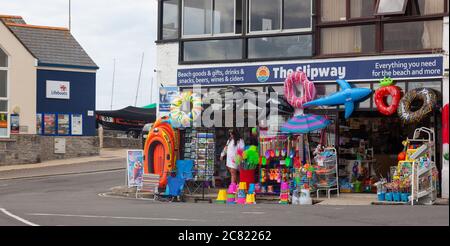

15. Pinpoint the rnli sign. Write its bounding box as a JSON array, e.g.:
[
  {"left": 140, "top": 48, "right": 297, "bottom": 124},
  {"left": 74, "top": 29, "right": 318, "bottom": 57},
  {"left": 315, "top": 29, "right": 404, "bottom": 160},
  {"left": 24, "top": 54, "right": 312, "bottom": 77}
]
[{"left": 46, "top": 80, "right": 70, "bottom": 99}]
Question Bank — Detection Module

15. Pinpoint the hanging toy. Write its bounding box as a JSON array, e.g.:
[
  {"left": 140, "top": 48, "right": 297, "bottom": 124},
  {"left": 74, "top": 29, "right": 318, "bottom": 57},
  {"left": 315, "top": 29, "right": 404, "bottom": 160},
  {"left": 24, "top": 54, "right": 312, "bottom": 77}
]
[{"left": 374, "top": 77, "right": 403, "bottom": 116}]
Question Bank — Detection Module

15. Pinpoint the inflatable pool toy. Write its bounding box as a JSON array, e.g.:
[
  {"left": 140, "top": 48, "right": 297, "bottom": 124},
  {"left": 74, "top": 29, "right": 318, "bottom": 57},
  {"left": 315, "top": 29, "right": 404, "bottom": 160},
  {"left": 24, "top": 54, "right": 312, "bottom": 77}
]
[
  {"left": 144, "top": 116, "right": 179, "bottom": 187},
  {"left": 379, "top": 77, "right": 394, "bottom": 87},
  {"left": 169, "top": 91, "right": 202, "bottom": 128},
  {"left": 304, "top": 79, "right": 372, "bottom": 119},
  {"left": 374, "top": 83, "right": 402, "bottom": 116},
  {"left": 284, "top": 71, "right": 316, "bottom": 109},
  {"left": 397, "top": 88, "right": 437, "bottom": 124}
]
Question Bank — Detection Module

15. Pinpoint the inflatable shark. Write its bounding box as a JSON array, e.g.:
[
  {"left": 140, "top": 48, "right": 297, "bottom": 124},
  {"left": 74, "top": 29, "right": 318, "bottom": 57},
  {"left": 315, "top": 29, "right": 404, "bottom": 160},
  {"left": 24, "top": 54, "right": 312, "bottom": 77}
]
[{"left": 304, "top": 79, "right": 372, "bottom": 119}]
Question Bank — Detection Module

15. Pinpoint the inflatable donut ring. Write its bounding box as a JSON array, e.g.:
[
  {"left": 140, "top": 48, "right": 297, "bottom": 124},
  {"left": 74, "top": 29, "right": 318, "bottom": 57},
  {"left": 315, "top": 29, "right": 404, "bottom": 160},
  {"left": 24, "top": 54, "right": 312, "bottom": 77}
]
[
  {"left": 397, "top": 88, "right": 437, "bottom": 124},
  {"left": 374, "top": 85, "right": 402, "bottom": 116},
  {"left": 169, "top": 91, "right": 202, "bottom": 128},
  {"left": 284, "top": 71, "right": 316, "bottom": 109}
]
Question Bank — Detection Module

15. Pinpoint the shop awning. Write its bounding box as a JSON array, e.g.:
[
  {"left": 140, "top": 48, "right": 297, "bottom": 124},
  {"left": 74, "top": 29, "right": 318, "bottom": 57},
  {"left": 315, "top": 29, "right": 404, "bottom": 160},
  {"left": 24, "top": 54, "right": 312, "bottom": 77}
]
[{"left": 95, "top": 106, "right": 156, "bottom": 131}]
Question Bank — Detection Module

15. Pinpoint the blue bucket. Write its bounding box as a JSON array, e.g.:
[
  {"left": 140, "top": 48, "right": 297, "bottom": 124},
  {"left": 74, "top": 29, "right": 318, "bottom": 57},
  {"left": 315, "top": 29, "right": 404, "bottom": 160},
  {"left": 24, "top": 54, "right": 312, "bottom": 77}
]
[
  {"left": 377, "top": 192, "right": 385, "bottom": 201},
  {"left": 385, "top": 192, "right": 393, "bottom": 201},
  {"left": 393, "top": 192, "right": 400, "bottom": 202},
  {"left": 401, "top": 193, "right": 410, "bottom": 202}
]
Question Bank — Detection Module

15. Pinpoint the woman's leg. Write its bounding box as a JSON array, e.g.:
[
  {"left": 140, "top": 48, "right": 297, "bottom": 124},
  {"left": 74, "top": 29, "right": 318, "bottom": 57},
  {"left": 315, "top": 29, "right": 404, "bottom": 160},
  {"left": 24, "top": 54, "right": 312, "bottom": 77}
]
[{"left": 229, "top": 167, "right": 237, "bottom": 184}]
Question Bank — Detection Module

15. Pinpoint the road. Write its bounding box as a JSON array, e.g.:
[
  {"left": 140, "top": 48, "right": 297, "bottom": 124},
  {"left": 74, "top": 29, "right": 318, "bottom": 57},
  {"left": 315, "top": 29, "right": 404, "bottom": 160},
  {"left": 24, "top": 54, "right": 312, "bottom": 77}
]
[{"left": 0, "top": 159, "right": 448, "bottom": 226}]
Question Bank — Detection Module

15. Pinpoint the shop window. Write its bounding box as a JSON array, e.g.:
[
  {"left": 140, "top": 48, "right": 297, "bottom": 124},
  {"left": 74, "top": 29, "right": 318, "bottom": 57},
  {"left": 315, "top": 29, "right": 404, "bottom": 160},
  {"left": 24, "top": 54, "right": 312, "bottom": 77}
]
[
  {"left": 183, "top": 39, "right": 242, "bottom": 61},
  {"left": 321, "top": 0, "right": 346, "bottom": 22},
  {"left": 383, "top": 20, "right": 443, "bottom": 52},
  {"left": 0, "top": 70, "right": 6, "bottom": 98},
  {"left": 321, "top": 25, "right": 376, "bottom": 55},
  {"left": 283, "top": 0, "right": 312, "bottom": 30},
  {"left": 315, "top": 83, "right": 338, "bottom": 109},
  {"left": 44, "top": 114, "right": 56, "bottom": 135},
  {"left": 162, "top": 0, "right": 179, "bottom": 40},
  {"left": 57, "top": 114, "right": 70, "bottom": 135},
  {"left": 352, "top": 83, "right": 371, "bottom": 108},
  {"left": 415, "top": 0, "right": 446, "bottom": 15},
  {"left": 350, "top": 0, "right": 376, "bottom": 19},
  {"left": 183, "top": 0, "right": 242, "bottom": 37},
  {"left": 408, "top": 81, "right": 442, "bottom": 93},
  {"left": 375, "top": 0, "right": 408, "bottom": 15},
  {"left": 249, "top": 0, "right": 281, "bottom": 32},
  {"left": 248, "top": 35, "right": 312, "bottom": 59}
]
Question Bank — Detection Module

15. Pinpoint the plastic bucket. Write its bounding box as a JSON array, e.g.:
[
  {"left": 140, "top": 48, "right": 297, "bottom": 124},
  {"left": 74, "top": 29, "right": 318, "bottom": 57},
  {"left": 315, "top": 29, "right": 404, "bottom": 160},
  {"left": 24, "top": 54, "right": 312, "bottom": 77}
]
[
  {"left": 353, "top": 181, "right": 362, "bottom": 193},
  {"left": 377, "top": 192, "right": 385, "bottom": 201},
  {"left": 385, "top": 192, "right": 393, "bottom": 201},
  {"left": 239, "top": 168, "right": 255, "bottom": 186},
  {"left": 393, "top": 192, "right": 401, "bottom": 202},
  {"left": 401, "top": 193, "right": 410, "bottom": 202}
]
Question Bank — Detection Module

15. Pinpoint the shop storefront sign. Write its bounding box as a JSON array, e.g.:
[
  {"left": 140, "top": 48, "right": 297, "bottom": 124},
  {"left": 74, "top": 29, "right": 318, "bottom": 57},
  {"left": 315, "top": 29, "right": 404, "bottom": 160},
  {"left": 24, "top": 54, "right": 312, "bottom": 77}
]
[
  {"left": 177, "top": 55, "right": 443, "bottom": 86},
  {"left": 46, "top": 80, "right": 70, "bottom": 99}
]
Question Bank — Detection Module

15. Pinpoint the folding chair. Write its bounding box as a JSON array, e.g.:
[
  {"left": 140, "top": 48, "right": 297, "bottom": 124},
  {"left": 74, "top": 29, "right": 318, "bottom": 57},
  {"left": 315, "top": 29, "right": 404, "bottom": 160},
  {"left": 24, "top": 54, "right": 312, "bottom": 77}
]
[
  {"left": 136, "top": 173, "right": 161, "bottom": 200},
  {"left": 176, "top": 160, "right": 202, "bottom": 194},
  {"left": 165, "top": 175, "right": 186, "bottom": 202}
]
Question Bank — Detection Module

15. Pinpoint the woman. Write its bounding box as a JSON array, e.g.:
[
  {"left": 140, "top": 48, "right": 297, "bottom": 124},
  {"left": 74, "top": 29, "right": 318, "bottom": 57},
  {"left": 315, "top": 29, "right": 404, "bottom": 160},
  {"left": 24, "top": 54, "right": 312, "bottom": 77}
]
[{"left": 220, "top": 129, "right": 245, "bottom": 184}]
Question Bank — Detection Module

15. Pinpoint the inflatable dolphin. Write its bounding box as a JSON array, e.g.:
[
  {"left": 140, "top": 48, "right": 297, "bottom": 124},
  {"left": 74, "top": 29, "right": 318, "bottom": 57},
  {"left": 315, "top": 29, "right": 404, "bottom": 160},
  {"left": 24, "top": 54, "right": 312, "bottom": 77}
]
[{"left": 303, "top": 80, "right": 372, "bottom": 119}]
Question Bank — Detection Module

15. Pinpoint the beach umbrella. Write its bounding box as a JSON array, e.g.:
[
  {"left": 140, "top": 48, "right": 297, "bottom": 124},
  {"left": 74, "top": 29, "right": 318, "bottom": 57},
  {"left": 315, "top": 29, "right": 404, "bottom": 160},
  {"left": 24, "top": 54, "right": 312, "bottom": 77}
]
[{"left": 281, "top": 114, "right": 330, "bottom": 134}]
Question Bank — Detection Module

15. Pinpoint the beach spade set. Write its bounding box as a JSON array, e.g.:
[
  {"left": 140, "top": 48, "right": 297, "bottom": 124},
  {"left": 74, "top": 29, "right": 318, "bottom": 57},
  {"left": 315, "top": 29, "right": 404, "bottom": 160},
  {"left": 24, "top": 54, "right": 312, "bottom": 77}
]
[{"left": 259, "top": 135, "right": 299, "bottom": 167}]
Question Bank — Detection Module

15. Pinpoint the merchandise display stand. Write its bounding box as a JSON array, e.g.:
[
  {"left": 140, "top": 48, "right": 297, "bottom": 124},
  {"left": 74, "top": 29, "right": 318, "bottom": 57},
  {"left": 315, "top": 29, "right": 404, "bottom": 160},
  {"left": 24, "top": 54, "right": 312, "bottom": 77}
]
[
  {"left": 193, "top": 129, "right": 215, "bottom": 203},
  {"left": 409, "top": 127, "right": 437, "bottom": 206},
  {"left": 315, "top": 147, "right": 339, "bottom": 199}
]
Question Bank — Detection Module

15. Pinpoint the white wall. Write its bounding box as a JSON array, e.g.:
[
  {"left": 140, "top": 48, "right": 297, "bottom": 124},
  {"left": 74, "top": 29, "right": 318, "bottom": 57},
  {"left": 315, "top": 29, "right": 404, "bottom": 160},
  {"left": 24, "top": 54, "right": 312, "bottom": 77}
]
[{"left": 0, "top": 21, "right": 37, "bottom": 135}]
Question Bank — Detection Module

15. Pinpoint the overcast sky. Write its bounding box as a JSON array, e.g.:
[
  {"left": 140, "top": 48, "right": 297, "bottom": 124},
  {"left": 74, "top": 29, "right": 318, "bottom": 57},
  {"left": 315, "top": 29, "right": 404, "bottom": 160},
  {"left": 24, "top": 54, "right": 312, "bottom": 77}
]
[{"left": 1, "top": 0, "right": 158, "bottom": 110}]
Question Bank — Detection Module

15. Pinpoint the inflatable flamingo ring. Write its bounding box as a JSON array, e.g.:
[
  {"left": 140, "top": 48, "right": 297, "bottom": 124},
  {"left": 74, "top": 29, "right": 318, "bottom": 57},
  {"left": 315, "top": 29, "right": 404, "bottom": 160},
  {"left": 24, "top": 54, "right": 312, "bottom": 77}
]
[{"left": 284, "top": 71, "right": 316, "bottom": 109}]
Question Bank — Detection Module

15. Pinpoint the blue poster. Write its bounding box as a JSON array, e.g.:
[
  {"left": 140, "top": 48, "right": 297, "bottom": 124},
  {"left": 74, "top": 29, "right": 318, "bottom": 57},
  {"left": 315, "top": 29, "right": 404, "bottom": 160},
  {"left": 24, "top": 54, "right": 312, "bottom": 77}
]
[
  {"left": 177, "top": 56, "right": 443, "bottom": 86},
  {"left": 159, "top": 86, "right": 179, "bottom": 112}
]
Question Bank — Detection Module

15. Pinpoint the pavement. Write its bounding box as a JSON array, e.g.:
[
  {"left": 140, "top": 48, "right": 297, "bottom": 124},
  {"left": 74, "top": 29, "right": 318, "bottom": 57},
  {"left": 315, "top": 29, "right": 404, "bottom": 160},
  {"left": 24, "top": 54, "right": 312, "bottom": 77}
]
[
  {"left": 0, "top": 148, "right": 126, "bottom": 180},
  {"left": 0, "top": 150, "right": 448, "bottom": 226}
]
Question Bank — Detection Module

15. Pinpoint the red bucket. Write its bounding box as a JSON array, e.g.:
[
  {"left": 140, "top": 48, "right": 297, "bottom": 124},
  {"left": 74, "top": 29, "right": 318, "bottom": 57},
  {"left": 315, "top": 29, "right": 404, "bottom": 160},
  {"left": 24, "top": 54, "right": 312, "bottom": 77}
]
[{"left": 239, "top": 168, "right": 255, "bottom": 186}]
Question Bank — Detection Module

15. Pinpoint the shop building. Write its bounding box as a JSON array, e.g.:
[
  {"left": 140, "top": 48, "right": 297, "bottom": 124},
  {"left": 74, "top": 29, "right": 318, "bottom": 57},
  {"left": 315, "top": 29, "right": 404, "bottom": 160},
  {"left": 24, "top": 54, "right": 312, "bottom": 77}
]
[
  {"left": 0, "top": 15, "right": 99, "bottom": 165},
  {"left": 155, "top": 0, "right": 449, "bottom": 198}
]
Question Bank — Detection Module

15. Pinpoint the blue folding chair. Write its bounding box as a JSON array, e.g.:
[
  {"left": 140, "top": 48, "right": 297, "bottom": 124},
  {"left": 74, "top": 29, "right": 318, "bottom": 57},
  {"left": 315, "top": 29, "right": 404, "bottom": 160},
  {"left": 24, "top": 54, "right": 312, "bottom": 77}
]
[{"left": 176, "top": 160, "right": 201, "bottom": 194}]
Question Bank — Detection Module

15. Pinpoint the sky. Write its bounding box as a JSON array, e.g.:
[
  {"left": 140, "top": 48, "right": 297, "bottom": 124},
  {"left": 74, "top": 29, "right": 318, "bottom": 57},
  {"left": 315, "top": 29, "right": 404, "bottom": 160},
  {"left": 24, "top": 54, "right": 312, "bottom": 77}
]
[{"left": 1, "top": 0, "right": 158, "bottom": 110}]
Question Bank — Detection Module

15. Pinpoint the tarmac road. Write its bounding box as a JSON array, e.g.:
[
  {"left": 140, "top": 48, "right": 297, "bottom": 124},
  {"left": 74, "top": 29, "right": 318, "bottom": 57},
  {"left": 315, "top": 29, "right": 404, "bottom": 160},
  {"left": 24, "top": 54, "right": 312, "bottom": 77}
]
[{"left": 0, "top": 159, "right": 448, "bottom": 226}]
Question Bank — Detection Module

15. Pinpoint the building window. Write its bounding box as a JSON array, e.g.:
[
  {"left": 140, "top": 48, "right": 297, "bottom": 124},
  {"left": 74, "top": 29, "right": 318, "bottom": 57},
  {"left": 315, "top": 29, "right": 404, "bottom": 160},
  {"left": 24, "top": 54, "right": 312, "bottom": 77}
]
[
  {"left": 283, "top": 0, "right": 312, "bottom": 30},
  {"left": 321, "top": 0, "right": 347, "bottom": 22},
  {"left": 353, "top": 83, "right": 372, "bottom": 108},
  {"left": 316, "top": 84, "right": 338, "bottom": 109},
  {"left": 321, "top": 25, "right": 376, "bottom": 55},
  {"left": 250, "top": 0, "right": 312, "bottom": 33},
  {"left": 350, "top": 0, "right": 376, "bottom": 19},
  {"left": 183, "top": 39, "right": 243, "bottom": 61},
  {"left": 0, "top": 48, "right": 8, "bottom": 138},
  {"left": 182, "top": 0, "right": 242, "bottom": 37},
  {"left": 384, "top": 20, "right": 443, "bottom": 51},
  {"left": 248, "top": 35, "right": 312, "bottom": 59},
  {"left": 408, "top": 81, "right": 442, "bottom": 93},
  {"left": 375, "top": 0, "right": 408, "bottom": 15},
  {"left": 162, "top": 0, "right": 179, "bottom": 40}
]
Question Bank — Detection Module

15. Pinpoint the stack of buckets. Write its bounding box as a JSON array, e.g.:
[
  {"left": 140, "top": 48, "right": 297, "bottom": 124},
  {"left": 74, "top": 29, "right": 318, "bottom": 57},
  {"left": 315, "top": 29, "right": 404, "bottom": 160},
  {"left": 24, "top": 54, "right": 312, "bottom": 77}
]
[
  {"left": 279, "top": 182, "right": 289, "bottom": 204},
  {"left": 216, "top": 182, "right": 256, "bottom": 205}
]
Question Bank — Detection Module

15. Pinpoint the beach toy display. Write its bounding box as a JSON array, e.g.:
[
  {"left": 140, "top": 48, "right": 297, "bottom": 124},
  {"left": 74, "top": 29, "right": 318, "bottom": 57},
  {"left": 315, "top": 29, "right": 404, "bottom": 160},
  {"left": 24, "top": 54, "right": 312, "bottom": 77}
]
[
  {"left": 397, "top": 88, "right": 437, "bottom": 124},
  {"left": 279, "top": 182, "right": 289, "bottom": 204},
  {"left": 226, "top": 183, "right": 237, "bottom": 204},
  {"left": 284, "top": 71, "right": 316, "bottom": 109},
  {"left": 169, "top": 91, "right": 202, "bottom": 128},
  {"left": 304, "top": 79, "right": 372, "bottom": 119},
  {"left": 374, "top": 78, "right": 403, "bottom": 116},
  {"left": 236, "top": 182, "right": 247, "bottom": 204},
  {"left": 143, "top": 116, "right": 178, "bottom": 187}
]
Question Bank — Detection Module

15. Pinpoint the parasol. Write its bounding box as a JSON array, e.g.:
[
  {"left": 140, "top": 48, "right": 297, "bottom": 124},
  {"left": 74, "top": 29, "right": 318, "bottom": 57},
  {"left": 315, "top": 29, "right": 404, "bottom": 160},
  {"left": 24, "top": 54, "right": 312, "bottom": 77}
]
[{"left": 281, "top": 114, "right": 331, "bottom": 134}]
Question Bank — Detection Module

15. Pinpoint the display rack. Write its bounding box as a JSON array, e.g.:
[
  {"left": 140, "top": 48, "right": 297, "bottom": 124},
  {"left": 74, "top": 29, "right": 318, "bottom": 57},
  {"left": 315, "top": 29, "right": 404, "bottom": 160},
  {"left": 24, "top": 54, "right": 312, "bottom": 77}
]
[
  {"left": 409, "top": 127, "right": 438, "bottom": 206},
  {"left": 315, "top": 147, "right": 340, "bottom": 199},
  {"left": 193, "top": 129, "right": 215, "bottom": 203}
]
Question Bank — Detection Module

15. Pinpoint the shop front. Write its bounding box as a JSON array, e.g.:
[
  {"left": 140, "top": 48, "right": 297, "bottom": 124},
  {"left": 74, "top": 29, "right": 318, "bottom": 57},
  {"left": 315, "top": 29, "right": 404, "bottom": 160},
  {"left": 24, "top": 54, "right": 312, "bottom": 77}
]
[{"left": 167, "top": 54, "right": 446, "bottom": 204}]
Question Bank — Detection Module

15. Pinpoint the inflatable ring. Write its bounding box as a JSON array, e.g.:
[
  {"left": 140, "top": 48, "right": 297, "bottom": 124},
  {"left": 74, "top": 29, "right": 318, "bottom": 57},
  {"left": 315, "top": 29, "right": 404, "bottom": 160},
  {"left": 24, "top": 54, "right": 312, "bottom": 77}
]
[
  {"left": 169, "top": 91, "right": 202, "bottom": 128},
  {"left": 398, "top": 88, "right": 437, "bottom": 124},
  {"left": 374, "top": 85, "right": 402, "bottom": 116},
  {"left": 284, "top": 71, "right": 316, "bottom": 109}
]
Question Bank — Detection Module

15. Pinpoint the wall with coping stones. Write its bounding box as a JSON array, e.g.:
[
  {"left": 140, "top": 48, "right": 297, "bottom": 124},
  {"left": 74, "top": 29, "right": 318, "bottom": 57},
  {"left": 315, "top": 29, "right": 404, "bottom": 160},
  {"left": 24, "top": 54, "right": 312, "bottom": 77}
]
[
  {"left": 0, "top": 135, "right": 99, "bottom": 166},
  {"left": 102, "top": 137, "right": 142, "bottom": 149}
]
